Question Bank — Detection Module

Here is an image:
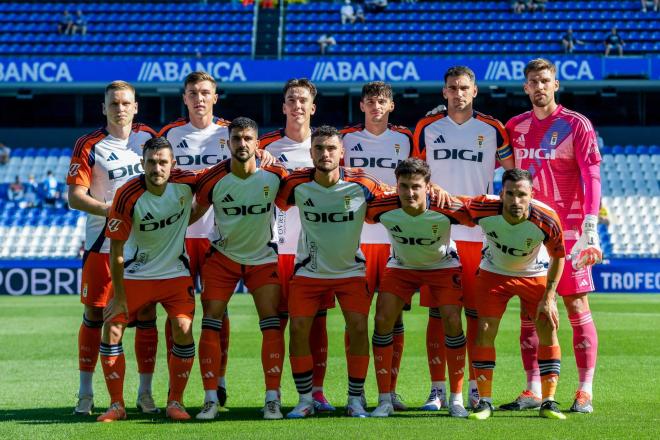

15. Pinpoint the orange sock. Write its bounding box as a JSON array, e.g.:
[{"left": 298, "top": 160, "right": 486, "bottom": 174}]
[
  {"left": 169, "top": 343, "right": 195, "bottom": 403},
  {"left": 99, "top": 343, "right": 125, "bottom": 406},
  {"left": 135, "top": 320, "right": 158, "bottom": 374},
  {"left": 260, "top": 317, "right": 284, "bottom": 390},
  {"left": 79, "top": 315, "right": 102, "bottom": 372},
  {"left": 347, "top": 354, "right": 369, "bottom": 397},
  {"left": 445, "top": 332, "right": 467, "bottom": 394},
  {"left": 311, "top": 311, "right": 328, "bottom": 388},
  {"left": 391, "top": 322, "right": 404, "bottom": 391},
  {"left": 465, "top": 314, "right": 479, "bottom": 381},
  {"left": 372, "top": 332, "right": 393, "bottom": 394},
  {"left": 199, "top": 318, "right": 222, "bottom": 391},
  {"left": 219, "top": 313, "right": 230, "bottom": 378},
  {"left": 290, "top": 355, "right": 313, "bottom": 395},
  {"left": 472, "top": 345, "right": 496, "bottom": 399},
  {"left": 427, "top": 312, "right": 446, "bottom": 381},
  {"left": 538, "top": 345, "right": 561, "bottom": 401}
]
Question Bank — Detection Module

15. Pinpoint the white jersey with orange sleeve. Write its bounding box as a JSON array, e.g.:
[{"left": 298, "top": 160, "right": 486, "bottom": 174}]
[
  {"left": 259, "top": 129, "right": 313, "bottom": 255},
  {"left": 413, "top": 110, "right": 512, "bottom": 242},
  {"left": 275, "top": 167, "right": 387, "bottom": 279},
  {"left": 67, "top": 123, "right": 156, "bottom": 254},
  {"left": 195, "top": 160, "right": 288, "bottom": 265},
  {"left": 341, "top": 123, "right": 413, "bottom": 244},
  {"left": 463, "top": 195, "right": 565, "bottom": 277},
  {"left": 158, "top": 116, "right": 231, "bottom": 239},
  {"left": 506, "top": 105, "right": 601, "bottom": 235},
  {"left": 105, "top": 169, "right": 197, "bottom": 280},
  {"left": 366, "top": 194, "right": 474, "bottom": 270}
]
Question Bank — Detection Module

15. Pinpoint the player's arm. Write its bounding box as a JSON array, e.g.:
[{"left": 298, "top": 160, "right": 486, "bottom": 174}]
[
  {"left": 68, "top": 184, "right": 110, "bottom": 217},
  {"left": 255, "top": 148, "right": 275, "bottom": 167},
  {"left": 536, "top": 255, "right": 564, "bottom": 329},
  {"left": 105, "top": 238, "right": 128, "bottom": 321}
]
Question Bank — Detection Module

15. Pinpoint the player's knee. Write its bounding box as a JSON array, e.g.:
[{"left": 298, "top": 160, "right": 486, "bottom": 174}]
[
  {"left": 137, "top": 304, "right": 157, "bottom": 321},
  {"left": 444, "top": 311, "right": 463, "bottom": 334},
  {"left": 171, "top": 317, "right": 193, "bottom": 342},
  {"left": 84, "top": 305, "right": 104, "bottom": 321},
  {"left": 373, "top": 311, "right": 394, "bottom": 333},
  {"left": 476, "top": 318, "right": 498, "bottom": 345}
]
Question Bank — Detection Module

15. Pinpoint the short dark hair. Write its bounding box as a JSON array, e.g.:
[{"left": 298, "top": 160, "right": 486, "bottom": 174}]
[
  {"left": 444, "top": 66, "right": 476, "bottom": 84},
  {"left": 311, "top": 125, "right": 341, "bottom": 143},
  {"left": 283, "top": 78, "right": 317, "bottom": 100},
  {"left": 524, "top": 58, "right": 557, "bottom": 79},
  {"left": 395, "top": 158, "right": 431, "bottom": 183},
  {"left": 184, "top": 71, "right": 217, "bottom": 90},
  {"left": 502, "top": 168, "right": 533, "bottom": 187},
  {"left": 142, "top": 136, "right": 173, "bottom": 159},
  {"left": 361, "top": 81, "right": 393, "bottom": 100},
  {"left": 228, "top": 117, "right": 258, "bottom": 135}
]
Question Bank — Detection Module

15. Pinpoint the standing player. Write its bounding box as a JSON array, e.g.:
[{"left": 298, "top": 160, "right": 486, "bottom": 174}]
[
  {"left": 368, "top": 158, "right": 474, "bottom": 418},
  {"left": 97, "top": 137, "right": 197, "bottom": 422},
  {"left": 413, "top": 66, "right": 514, "bottom": 409},
  {"left": 341, "top": 81, "right": 413, "bottom": 410},
  {"left": 466, "top": 168, "right": 566, "bottom": 421},
  {"left": 276, "top": 126, "right": 388, "bottom": 419},
  {"left": 503, "top": 58, "right": 602, "bottom": 414},
  {"left": 259, "top": 78, "right": 334, "bottom": 411},
  {"left": 192, "top": 117, "right": 287, "bottom": 420},
  {"left": 158, "top": 71, "right": 233, "bottom": 408},
  {"left": 67, "top": 81, "right": 160, "bottom": 416}
]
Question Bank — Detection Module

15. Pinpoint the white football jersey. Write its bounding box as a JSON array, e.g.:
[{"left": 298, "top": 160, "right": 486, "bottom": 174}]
[
  {"left": 414, "top": 110, "right": 512, "bottom": 242},
  {"left": 260, "top": 129, "right": 313, "bottom": 255},
  {"left": 276, "top": 167, "right": 387, "bottom": 279},
  {"left": 464, "top": 195, "right": 566, "bottom": 277},
  {"left": 67, "top": 123, "right": 155, "bottom": 254},
  {"left": 196, "top": 160, "right": 287, "bottom": 265},
  {"left": 159, "top": 117, "right": 230, "bottom": 238},
  {"left": 106, "top": 169, "right": 197, "bottom": 280},
  {"left": 341, "top": 123, "right": 413, "bottom": 244}
]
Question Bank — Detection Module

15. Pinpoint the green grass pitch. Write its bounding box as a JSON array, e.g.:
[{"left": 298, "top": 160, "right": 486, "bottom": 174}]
[{"left": 1, "top": 293, "right": 659, "bottom": 439}]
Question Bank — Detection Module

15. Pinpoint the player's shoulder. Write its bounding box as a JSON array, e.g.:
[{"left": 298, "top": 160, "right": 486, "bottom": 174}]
[
  {"left": 285, "top": 167, "right": 315, "bottom": 181},
  {"left": 131, "top": 122, "right": 157, "bottom": 137},
  {"left": 505, "top": 111, "right": 533, "bottom": 129},
  {"left": 558, "top": 106, "right": 595, "bottom": 131},
  {"left": 415, "top": 111, "right": 447, "bottom": 130},
  {"left": 369, "top": 193, "right": 400, "bottom": 208},
  {"left": 342, "top": 167, "right": 381, "bottom": 187},
  {"left": 530, "top": 199, "right": 560, "bottom": 219},
  {"left": 387, "top": 123, "right": 413, "bottom": 137},
  {"left": 213, "top": 116, "right": 231, "bottom": 127},
  {"left": 340, "top": 122, "right": 365, "bottom": 136},
  {"left": 114, "top": 175, "right": 147, "bottom": 214},
  {"left": 466, "top": 194, "right": 502, "bottom": 214},
  {"left": 473, "top": 111, "right": 506, "bottom": 130},
  {"left": 197, "top": 159, "right": 231, "bottom": 184},
  {"left": 261, "top": 161, "right": 288, "bottom": 179},
  {"left": 529, "top": 200, "right": 562, "bottom": 233},
  {"left": 73, "top": 127, "right": 107, "bottom": 157},
  {"left": 158, "top": 117, "right": 189, "bottom": 137},
  {"left": 259, "top": 128, "right": 286, "bottom": 148}
]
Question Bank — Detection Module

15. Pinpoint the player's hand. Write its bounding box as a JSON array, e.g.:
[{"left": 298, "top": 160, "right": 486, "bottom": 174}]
[
  {"left": 570, "top": 215, "right": 603, "bottom": 269},
  {"left": 104, "top": 297, "right": 128, "bottom": 322},
  {"left": 536, "top": 296, "right": 559, "bottom": 330},
  {"left": 425, "top": 104, "right": 447, "bottom": 117},
  {"left": 430, "top": 184, "right": 450, "bottom": 208},
  {"left": 256, "top": 149, "right": 275, "bottom": 167}
]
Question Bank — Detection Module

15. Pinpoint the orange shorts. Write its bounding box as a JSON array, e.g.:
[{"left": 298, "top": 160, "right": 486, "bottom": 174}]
[
  {"left": 381, "top": 267, "right": 463, "bottom": 306},
  {"left": 278, "top": 254, "right": 335, "bottom": 314},
  {"left": 475, "top": 269, "right": 547, "bottom": 319},
  {"left": 202, "top": 250, "right": 280, "bottom": 302},
  {"left": 289, "top": 276, "right": 370, "bottom": 318},
  {"left": 111, "top": 276, "right": 195, "bottom": 324},
  {"left": 456, "top": 240, "right": 483, "bottom": 315},
  {"left": 185, "top": 237, "right": 211, "bottom": 283},
  {"left": 361, "top": 243, "right": 390, "bottom": 295},
  {"left": 80, "top": 251, "right": 112, "bottom": 307}
]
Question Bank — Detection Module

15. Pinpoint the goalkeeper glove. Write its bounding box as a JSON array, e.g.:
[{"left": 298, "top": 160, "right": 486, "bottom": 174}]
[{"left": 569, "top": 214, "right": 603, "bottom": 269}]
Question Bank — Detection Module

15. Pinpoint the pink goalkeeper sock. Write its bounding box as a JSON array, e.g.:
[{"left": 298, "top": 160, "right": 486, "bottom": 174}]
[
  {"left": 569, "top": 311, "right": 598, "bottom": 387},
  {"left": 520, "top": 318, "right": 540, "bottom": 385}
]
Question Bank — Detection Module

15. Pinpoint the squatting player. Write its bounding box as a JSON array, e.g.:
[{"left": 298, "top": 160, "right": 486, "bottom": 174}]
[
  {"left": 466, "top": 168, "right": 566, "bottom": 421},
  {"left": 275, "top": 126, "right": 388, "bottom": 419},
  {"left": 191, "top": 117, "right": 287, "bottom": 420},
  {"left": 367, "top": 158, "right": 474, "bottom": 418},
  {"left": 504, "top": 58, "right": 602, "bottom": 414},
  {"left": 341, "top": 81, "right": 414, "bottom": 410},
  {"left": 259, "top": 78, "right": 335, "bottom": 411},
  {"left": 97, "top": 137, "right": 198, "bottom": 422},
  {"left": 413, "top": 66, "right": 513, "bottom": 410},
  {"left": 67, "top": 81, "right": 160, "bottom": 415}
]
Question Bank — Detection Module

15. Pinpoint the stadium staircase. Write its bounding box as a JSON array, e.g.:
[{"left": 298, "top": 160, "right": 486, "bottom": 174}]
[{"left": 253, "top": 5, "right": 280, "bottom": 59}]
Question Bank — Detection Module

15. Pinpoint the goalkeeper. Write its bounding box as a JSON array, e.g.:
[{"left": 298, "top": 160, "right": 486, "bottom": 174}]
[{"left": 502, "top": 58, "right": 602, "bottom": 415}]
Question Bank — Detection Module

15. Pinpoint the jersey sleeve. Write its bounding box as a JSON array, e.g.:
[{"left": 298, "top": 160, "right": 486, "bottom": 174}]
[
  {"left": 158, "top": 118, "right": 187, "bottom": 138},
  {"left": 431, "top": 196, "right": 476, "bottom": 227},
  {"left": 133, "top": 122, "right": 157, "bottom": 138},
  {"left": 66, "top": 130, "right": 105, "bottom": 188},
  {"left": 275, "top": 168, "right": 313, "bottom": 210},
  {"left": 262, "top": 161, "right": 289, "bottom": 180},
  {"left": 105, "top": 178, "right": 144, "bottom": 241},
  {"left": 365, "top": 193, "right": 399, "bottom": 224},
  {"left": 461, "top": 194, "right": 501, "bottom": 224},
  {"left": 476, "top": 113, "right": 512, "bottom": 162},
  {"left": 344, "top": 168, "right": 391, "bottom": 202},
  {"left": 259, "top": 129, "right": 284, "bottom": 150},
  {"left": 573, "top": 115, "right": 602, "bottom": 168},
  {"left": 169, "top": 168, "right": 199, "bottom": 194},
  {"left": 195, "top": 160, "right": 231, "bottom": 207},
  {"left": 533, "top": 205, "right": 566, "bottom": 258}
]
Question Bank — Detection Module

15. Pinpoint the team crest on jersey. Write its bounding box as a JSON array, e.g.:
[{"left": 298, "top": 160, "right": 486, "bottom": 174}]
[
  {"left": 477, "top": 135, "right": 484, "bottom": 148},
  {"left": 263, "top": 185, "right": 270, "bottom": 198},
  {"left": 344, "top": 196, "right": 351, "bottom": 210},
  {"left": 179, "top": 196, "right": 185, "bottom": 207},
  {"left": 431, "top": 224, "right": 439, "bottom": 236},
  {"left": 394, "top": 143, "right": 401, "bottom": 154},
  {"left": 107, "top": 218, "right": 122, "bottom": 232},
  {"left": 525, "top": 238, "right": 533, "bottom": 249},
  {"left": 82, "top": 283, "right": 88, "bottom": 298},
  {"left": 550, "top": 131, "right": 558, "bottom": 146},
  {"left": 219, "top": 139, "right": 227, "bottom": 149},
  {"left": 68, "top": 163, "right": 81, "bottom": 177}
]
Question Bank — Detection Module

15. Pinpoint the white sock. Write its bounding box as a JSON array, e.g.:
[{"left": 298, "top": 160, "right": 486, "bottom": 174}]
[
  {"left": 449, "top": 392, "right": 464, "bottom": 406},
  {"left": 431, "top": 381, "right": 446, "bottom": 394},
  {"left": 205, "top": 389, "right": 219, "bottom": 403},
  {"left": 79, "top": 371, "right": 94, "bottom": 396},
  {"left": 379, "top": 392, "right": 392, "bottom": 404},
  {"left": 312, "top": 386, "right": 323, "bottom": 394},
  {"left": 469, "top": 380, "right": 478, "bottom": 393},
  {"left": 299, "top": 392, "right": 313, "bottom": 403},
  {"left": 542, "top": 396, "right": 555, "bottom": 403},
  {"left": 265, "top": 389, "right": 279, "bottom": 402},
  {"left": 138, "top": 373, "right": 153, "bottom": 395},
  {"left": 529, "top": 381, "right": 542, "bottom": 397},
  {"left": 578, "top": 382, "right": 593, "bottom": 396},
  {"left": 217, "top": 376, "right": 226, "bottom": 388}
]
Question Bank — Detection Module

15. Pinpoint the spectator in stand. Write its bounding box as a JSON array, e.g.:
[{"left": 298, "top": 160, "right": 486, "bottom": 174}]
[
  {"left": 58, "top": 10, "right": 73, "bottom": 35},
  {"left": 355, "top": 4, "right": 366, "bottom": 23},
  {"left": 401, "top": 0, "right": 417, "bottom": 4},
  {"left": 0, "top": 142, "right": 10, "bottom": 165},
  {"left": 72, "top": 10, "right": 88, "bottom": 36},
  {"left": 318, "top": 33, "right": 337, "bottom": 55},
  {"left": 8, "top": 176, "right": 24, "bottom": 202},
  {"left": 527, "top": 0, "right": 548, "bottom": 12},
  {"left": 24, "top": 174, "right": 39, "bottom": 208},
  {"left": 604, "top": 27, "right": 625, "bottom": 56},
  {"left": 641, "top": 0, "right": 659, "bottom": 12},
  {"left": 42, "top": 170, "right": 61, "bottom": 207},
  {"left": 562, "top": 27, "right": 585, "bottom": 54},
  {"left": 365, "top": 0, "right": 388, "bottom": 12},
  {"left": 260, "top": 0, "right": 274, "bottom": 8},
  {"left": 341, "top": 0, "right": 356, "bottom": 24},
  {"left": 512, "top": 1, "right": 526, "bottom": 13}
]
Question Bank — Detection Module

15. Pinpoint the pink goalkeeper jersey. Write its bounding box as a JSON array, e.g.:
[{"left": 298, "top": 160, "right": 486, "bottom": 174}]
[{"left": 506, "top": 105, "right": 601, "bottom": 236}]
